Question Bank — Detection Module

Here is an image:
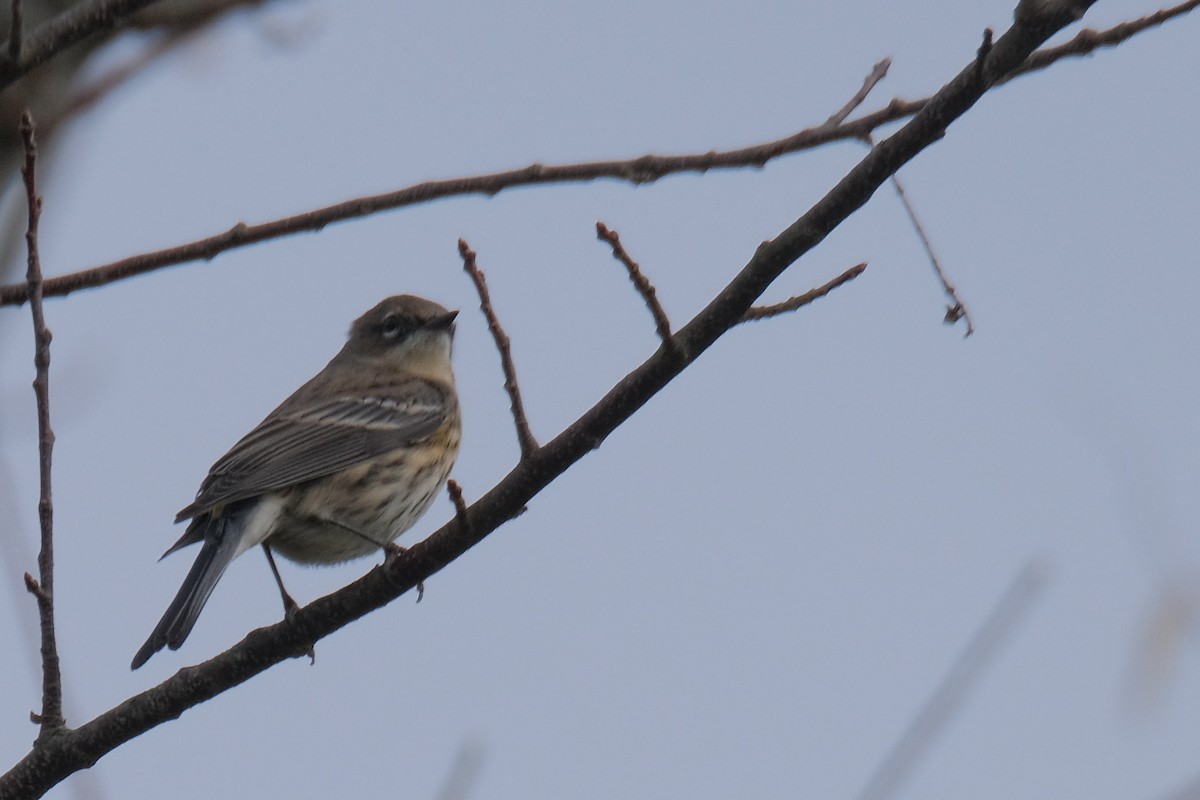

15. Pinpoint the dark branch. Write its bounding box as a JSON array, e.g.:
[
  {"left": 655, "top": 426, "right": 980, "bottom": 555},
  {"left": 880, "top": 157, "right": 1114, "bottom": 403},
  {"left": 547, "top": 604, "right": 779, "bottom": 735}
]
[
  {"left": 19, "top": 110, "right": 65, "bottom": 738},
  {"left": 457, "top": 239, "right": 539, "bottom": 461},
  {"left": 3, "top": 3, "right": 1191, "bottom": 308},
  {"left": 0, "top": 4, "right": 1166, "bottom": 797},
  {"left": 742, "top": 263, "right": 867, "bottom": 322},
  {"left": 595, "top": 222, "right": 680, "bottom": 358},
  {"left": 7, "top": 0, "right": 23, "bottom": 64}
]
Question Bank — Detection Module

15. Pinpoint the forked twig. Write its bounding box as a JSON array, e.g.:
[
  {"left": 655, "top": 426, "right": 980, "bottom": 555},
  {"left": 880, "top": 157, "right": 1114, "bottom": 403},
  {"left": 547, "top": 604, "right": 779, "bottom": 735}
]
[
  {"left": 457, "top": 240, "right": 539, "bottom": 461},
  {"left": 20, "top": 110, "right": 64, "bottom": 736},
  {"left": 595, "top": 222, "right": 680, "bottom": 358},
  {"left": 742, "top": 263, "right": 867, "bottom": 322}
]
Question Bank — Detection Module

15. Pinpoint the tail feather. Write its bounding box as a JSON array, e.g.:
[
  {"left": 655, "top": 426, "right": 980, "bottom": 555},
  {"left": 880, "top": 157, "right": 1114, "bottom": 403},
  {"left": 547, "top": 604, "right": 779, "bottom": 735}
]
[{"left": 131, "top": 516, "right": 241, "bottom": 670}]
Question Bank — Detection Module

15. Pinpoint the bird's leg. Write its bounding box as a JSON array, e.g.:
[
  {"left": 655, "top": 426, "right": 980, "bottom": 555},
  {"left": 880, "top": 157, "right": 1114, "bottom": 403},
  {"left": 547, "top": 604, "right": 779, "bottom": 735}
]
[
  {"left": 261, "top": 544, "right": 300, "bottom": 619},
  {"left": 261, "top": 544, "right": 317, "bottom": 664},
  {"left": 321, "top": 516, "right": 425, "bottom": 603}
]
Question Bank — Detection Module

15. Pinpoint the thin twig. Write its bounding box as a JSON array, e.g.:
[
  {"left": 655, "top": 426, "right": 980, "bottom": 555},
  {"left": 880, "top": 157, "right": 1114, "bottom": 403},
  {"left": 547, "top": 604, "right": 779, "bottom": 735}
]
[
  {"left": 3, "top": 3, "right": 1194, "bottom": 309},
  {"left": 824, "top": 57, "right": 892, "bottom": 128},
  {"left": 8, "top": 0, "right": 23, "bottom": 65},
  {"left": 742, "top": 262, "right": 867, "bottom": 322},
  {"left": 876, "top": 147, "right": 976, "bottom": 336},
  {"left": 595, "top": 222, "right": 681, "bottom": 358},
  {"left": 457, "top": 239, "right": 539, "bottom": 461},
  {"left": 20, "top": 110, "right": 64, "bottom": 737},
  {"left": 855, "top": 560, "right": 1051, "bottom": 800}
]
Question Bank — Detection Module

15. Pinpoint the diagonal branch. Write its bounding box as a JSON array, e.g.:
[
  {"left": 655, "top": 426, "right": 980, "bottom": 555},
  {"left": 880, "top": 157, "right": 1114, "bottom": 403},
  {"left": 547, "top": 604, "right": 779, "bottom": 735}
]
[
  {"left": 0, "top": 3, "right": 1153, "bottom": 796},
  {"left": 856, "top": 560, "right": 1050, "bottom": 800},
  {"left": 458, "top": 239, "right": 539, "bottom": 461},
  {"left": 2, "top": 2, "right": 1194, "bottom": 308},
  {"left": 19, "top": 110, "right": 65, "bottom": 738}
]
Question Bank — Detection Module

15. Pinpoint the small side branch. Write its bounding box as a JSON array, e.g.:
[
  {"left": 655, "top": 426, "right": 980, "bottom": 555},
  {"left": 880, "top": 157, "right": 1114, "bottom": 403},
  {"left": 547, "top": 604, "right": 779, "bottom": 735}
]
[
  {"left": 457, "top": 239, "right": 539, "bottom": 461},
  {"left": 824, "top": 57, "right": 892, "bottom": 128},
  {"left": 742, "top": 263, "right": 867, "bottom": 322},
  {"left": 882, "top": 159, "right": 975, "bottom": 336},
  {"left": 20, "top": 110, "right": 65, "bottom": 736},
  {"left": 445, "top": 480, "right": 470, "bottom": 533},
  {"left": 595, "top": 222, "right": 681, "bottom": 359}
]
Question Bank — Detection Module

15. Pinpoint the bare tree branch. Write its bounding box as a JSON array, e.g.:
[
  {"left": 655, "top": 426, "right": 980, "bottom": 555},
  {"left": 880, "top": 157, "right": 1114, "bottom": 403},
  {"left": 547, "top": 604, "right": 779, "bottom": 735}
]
[
  {"left": 458, "top": 239, "right": 539, "bottom": 461},
  {"left": 3, "top": 2, "right": 1194, "bottom": 308},
  {"left": 595, "top": 222, "right": 679, "bottom": 357},
  {"left": 742, "top": 262, "right": 867, "bottom": 322},
  {"left": 18, "top": 110, "right": 64, "bottom": 738},
  {"left": 0, "top": 4, "right": 1101, "bottom": 796}
]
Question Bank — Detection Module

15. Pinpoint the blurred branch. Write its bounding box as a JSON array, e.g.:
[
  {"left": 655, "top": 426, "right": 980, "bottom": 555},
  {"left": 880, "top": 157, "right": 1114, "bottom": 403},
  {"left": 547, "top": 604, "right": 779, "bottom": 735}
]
[
  {"left": 5, "top": 1, "right": 1197, "bottom": 307},
  {"left": 8, "top": 0, "right": 23, "bottom": 64},
  {"left": 0, "top": 0, "right": 161, "bottom": 87},
  {"left": 855, "top": 560, "right": 1050, "bottom": 800},
  {"left": 458, "top": 239, "right": 539, "bottom": 461},
  {"left": 40, "top": 28, "right": 185, "bottom": 132},
  {"left": 18, "top": 110, "right": 65, "bottom": 738},
  {"left": 0, "top": 4, "right": 1100, "bottom": 795}
]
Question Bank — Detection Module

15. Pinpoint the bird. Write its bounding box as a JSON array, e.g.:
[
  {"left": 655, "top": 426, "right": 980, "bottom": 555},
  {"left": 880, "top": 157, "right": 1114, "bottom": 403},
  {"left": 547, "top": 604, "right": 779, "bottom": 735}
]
[{"left": 131, "top": 295, "right": 461, "bottom": 670}]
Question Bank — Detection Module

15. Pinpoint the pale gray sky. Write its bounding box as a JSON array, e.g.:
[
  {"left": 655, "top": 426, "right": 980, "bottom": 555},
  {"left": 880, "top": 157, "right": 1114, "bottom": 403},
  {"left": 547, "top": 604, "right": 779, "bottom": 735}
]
[{"left": 2, "top": 2, "right": 1199, "bottom": 798}]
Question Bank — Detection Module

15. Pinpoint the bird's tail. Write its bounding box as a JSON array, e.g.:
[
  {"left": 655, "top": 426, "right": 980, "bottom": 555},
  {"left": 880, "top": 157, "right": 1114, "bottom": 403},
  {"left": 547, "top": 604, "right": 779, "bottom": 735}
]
[{"left": 131, "top": 515, "right": 241, "bottom": 670}]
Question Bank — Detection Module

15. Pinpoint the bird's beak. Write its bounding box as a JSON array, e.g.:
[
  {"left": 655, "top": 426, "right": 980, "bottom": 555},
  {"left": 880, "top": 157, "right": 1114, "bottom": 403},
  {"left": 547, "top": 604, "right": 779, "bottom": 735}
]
[{"left": 428, "top": 310, "right": 459, "bottom": 331}]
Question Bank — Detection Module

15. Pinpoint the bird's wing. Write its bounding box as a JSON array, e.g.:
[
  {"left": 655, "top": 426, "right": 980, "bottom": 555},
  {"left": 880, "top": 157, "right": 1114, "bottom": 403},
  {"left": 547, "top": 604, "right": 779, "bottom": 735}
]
[{"left": 176, "top": 379, "right": 451, "bottom": 521}]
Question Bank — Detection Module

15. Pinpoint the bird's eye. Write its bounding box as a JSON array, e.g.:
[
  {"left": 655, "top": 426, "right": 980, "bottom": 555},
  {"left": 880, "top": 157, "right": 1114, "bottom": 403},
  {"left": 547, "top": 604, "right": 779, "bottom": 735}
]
[{"left": 380, "top": 314, "right": 408, "bottom": 340}]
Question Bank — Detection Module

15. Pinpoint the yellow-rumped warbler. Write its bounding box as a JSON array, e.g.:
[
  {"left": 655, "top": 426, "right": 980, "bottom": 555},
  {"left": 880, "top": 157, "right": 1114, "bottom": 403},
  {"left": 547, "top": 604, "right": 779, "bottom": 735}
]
[{"left": 131, "top": 295, "right": 461, "bottom": 669}]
